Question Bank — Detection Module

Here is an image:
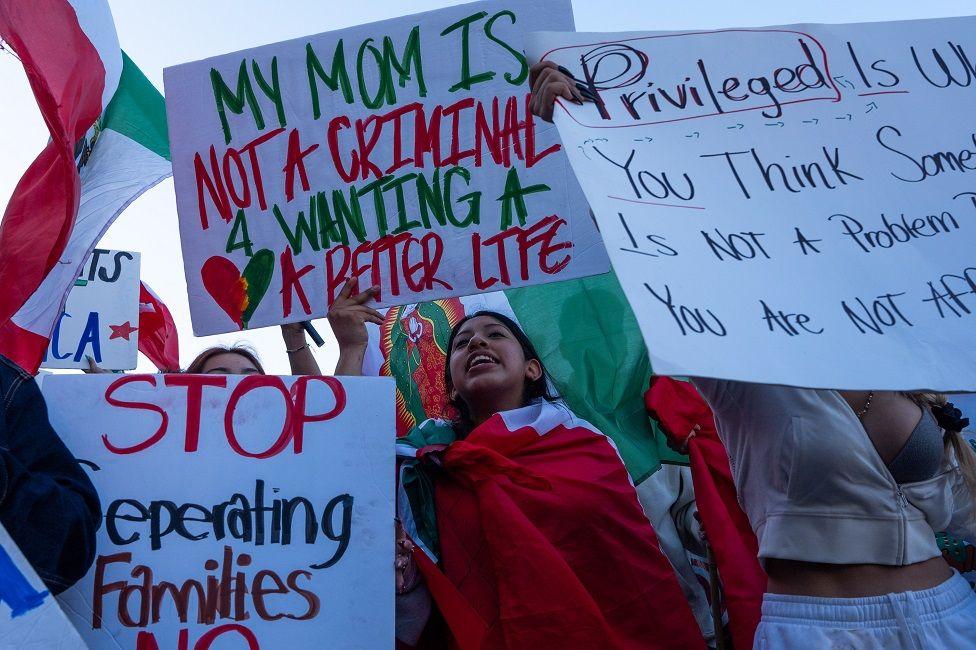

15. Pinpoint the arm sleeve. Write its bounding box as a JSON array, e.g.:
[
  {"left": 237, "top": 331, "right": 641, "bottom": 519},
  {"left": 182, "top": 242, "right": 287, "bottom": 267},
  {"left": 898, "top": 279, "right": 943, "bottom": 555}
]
[
  {"left": 395, "top": 583, "right": 432, "bottom": 646},
  {"left": 0, "top": 377, "right": 101, "bottom": 594},
  {"left": 689, "top": 377, "right": 750, "bottom": 416}
]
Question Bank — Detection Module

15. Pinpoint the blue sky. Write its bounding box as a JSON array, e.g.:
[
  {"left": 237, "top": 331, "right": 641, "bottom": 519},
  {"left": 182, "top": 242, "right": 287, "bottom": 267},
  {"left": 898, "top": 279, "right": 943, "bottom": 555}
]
[{"left": 0, "top": 0, "right": 972, "bottom": 373}]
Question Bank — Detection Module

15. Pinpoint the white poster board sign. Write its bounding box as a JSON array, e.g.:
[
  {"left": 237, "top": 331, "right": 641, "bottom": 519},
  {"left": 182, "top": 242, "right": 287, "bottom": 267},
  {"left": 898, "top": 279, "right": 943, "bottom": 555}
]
[
  {"left": 43, "top": 374, "right": 394, "bottom": 649},
  {"left": 164, "top": 0, "right": 608, "bottom": 336},
  {"left": 530, "top": 16, "right": 976, "bottom": 390},
  {"left": 41, "top": 249, "right": 140, "bottom": 370},
  {"left": 0, "top": 523, "right": 86, "bottom": 649}
]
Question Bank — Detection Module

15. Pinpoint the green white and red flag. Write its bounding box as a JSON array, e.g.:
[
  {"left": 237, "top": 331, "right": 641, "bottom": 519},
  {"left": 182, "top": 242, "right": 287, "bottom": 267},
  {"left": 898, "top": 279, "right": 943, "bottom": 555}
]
[
  {"left": 0, "top": 0, "right": 171, "bottom": 373},
  {"left": 396, "top": 399, "right": 705, "bottom": 649}
]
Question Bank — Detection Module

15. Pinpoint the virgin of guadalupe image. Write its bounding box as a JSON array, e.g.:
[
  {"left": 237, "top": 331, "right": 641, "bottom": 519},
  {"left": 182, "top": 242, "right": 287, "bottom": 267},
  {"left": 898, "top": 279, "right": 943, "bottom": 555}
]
[{"left": 380, "top": 299, "right": 464, "bottom": 437}]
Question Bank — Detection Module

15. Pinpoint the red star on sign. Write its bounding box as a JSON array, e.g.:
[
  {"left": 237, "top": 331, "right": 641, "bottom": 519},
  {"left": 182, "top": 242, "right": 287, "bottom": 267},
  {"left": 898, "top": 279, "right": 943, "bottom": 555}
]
[{"left": 108, "top": 321, "right": 138, "bottom": 341}]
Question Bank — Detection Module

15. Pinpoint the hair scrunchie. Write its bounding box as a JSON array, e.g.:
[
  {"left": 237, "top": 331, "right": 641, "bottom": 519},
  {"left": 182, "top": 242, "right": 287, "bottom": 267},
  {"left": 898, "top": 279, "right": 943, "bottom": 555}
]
[{"left": 933, "top": 401, "right": 970, "bottom": 433}]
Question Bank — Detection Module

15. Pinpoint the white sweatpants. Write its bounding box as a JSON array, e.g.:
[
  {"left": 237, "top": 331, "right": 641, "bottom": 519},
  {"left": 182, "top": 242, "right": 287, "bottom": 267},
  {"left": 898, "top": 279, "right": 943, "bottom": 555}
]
[{"left": 754, "top": 571, "right": 976, "bottom": 649}]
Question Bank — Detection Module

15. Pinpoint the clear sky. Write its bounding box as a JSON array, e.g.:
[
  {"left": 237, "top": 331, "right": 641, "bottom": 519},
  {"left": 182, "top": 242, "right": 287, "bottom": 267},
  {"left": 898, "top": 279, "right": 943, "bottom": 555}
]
[{"left": 0, "top": 0, "right": 972, "bottom": 374}]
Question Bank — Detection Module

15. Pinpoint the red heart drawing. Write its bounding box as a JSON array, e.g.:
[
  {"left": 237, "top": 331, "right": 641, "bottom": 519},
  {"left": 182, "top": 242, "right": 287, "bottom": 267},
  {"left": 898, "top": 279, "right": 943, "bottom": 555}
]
[
  {"left": 201, "top": 250, "right": 276, "bottom": 329},
  {"left": 201, "top": 256, "right": 247, "bottom": 328}
]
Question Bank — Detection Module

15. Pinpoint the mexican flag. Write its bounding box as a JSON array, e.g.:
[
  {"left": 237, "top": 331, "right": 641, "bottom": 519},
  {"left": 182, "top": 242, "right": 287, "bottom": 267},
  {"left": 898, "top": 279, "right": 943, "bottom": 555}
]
[
  {"left": 396, "top": 399, "right": 705, "bottom": 649},
  {"left": 0, "top": 0, "right": 171, "bottom": 373},
  {"left": 363, "top": 271, "right": 685, "bottom": 483}
]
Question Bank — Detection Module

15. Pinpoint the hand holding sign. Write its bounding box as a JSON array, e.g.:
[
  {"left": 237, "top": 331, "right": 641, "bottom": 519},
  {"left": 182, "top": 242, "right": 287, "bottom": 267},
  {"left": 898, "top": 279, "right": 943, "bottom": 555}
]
[
  {"left": 330, "top": 278, "right": 383, "bottom": 375},
  {"left": 529, "top": 60, "right": 585, "bottom": 122}
]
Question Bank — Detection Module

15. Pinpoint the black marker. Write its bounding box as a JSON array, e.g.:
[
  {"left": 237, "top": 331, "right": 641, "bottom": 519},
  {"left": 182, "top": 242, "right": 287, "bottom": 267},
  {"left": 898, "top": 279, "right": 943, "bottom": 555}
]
[{"left": 301, "top": 321, "right": 325, "bottom": 347}]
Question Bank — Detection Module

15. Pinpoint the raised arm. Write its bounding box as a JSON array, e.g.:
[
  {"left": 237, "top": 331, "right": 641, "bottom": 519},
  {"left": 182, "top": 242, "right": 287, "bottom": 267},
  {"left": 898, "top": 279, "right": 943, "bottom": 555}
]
[
  {"left": 327, "top": 278, "right": 383, "bottom": 376},
  {"left": 280, "top": 323, "right": 322, "bottom": 375}
]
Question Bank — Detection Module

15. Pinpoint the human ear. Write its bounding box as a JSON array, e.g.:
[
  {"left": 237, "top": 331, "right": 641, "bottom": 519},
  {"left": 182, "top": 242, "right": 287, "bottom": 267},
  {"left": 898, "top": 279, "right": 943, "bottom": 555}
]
[{"left": 524, "top": 359, "right": 542, "bottom": 383}]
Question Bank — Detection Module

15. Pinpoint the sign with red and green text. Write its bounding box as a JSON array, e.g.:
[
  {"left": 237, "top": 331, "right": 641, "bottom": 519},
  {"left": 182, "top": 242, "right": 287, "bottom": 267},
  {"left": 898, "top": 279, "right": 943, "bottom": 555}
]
[{"left": 164, "top": 0, "right": 607, "bottom": 336}]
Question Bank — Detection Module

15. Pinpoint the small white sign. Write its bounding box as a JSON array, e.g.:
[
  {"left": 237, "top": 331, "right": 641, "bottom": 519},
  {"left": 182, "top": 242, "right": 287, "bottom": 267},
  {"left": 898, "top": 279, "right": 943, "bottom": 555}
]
[{"left": 41, "top": 248, "right": 140, "bottom": 370}]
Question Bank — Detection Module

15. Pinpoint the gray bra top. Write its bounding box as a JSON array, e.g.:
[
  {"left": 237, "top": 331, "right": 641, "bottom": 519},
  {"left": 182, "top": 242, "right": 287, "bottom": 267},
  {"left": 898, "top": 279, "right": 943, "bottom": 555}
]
[{"left": 887, "top": 408, "right": 944, "bottom": 484}]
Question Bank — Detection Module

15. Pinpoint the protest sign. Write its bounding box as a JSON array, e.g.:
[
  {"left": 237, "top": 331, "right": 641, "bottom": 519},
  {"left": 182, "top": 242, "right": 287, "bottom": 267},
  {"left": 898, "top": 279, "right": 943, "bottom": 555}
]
[
  {"left": 530, "top": 16, "right": 976, "bottom": 390},
  {"left": 41, "top": 248, "right": 141, "bottom": 370},
  {"left": 43, "top": 374, "right": 394, "bottom": 649},
  {"left": 164, "top": 0, "right": 608, "bottom": 337},
  {"left": 0, "top": 523, "right": 87, "bottom": 649}
]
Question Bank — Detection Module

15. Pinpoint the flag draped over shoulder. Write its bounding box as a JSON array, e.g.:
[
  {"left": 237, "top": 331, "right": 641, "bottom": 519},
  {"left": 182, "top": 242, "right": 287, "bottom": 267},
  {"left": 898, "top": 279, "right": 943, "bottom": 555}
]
[
  {"left": 366, "top": 271, "right": 686, "bottom": 483},
  {"left": 0, "top": 0, "right": 171, "bottom": 373},
  {"left": 138, "top": 281, "right": 179, "bottom": 372},
  {"left": 397, "top": 400, "right": 705, "bottom": 650},
  {"left": 645, "top": 377, "right": 766, "bottom": 650}
]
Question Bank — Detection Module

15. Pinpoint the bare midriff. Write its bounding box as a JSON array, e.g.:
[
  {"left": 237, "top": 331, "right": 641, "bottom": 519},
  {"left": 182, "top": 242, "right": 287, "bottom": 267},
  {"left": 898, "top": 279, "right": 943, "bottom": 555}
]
[{"left": 765, "top": 556, "right": 953, "bottom": 597}]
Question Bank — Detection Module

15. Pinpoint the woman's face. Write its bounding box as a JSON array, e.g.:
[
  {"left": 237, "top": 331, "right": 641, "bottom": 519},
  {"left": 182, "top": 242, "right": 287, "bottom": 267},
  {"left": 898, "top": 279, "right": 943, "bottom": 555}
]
[
  {"left": 447, "top": 316, "right": 541, "bottom": 408},
  {"left": 199, "top": 352, "right": 261, "bottom": 375}
]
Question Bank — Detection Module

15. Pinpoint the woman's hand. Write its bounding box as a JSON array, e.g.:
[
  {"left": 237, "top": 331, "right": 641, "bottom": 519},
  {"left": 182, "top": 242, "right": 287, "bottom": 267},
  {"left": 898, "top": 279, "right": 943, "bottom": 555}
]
[
  {"left": 83, "top": 356, "right": 113, "bottom": 374},
  {"left": 395, "top": 519, "right": 421, "bottom": 594},
  {"left": 668, "top": 423, "right": 700, "bottom": 455},
  {"left": 328, "top": 278, "right": 382, "bottom": 375},
  {"left": 529, "top": 61, "right": 585, "bottom": 123}
]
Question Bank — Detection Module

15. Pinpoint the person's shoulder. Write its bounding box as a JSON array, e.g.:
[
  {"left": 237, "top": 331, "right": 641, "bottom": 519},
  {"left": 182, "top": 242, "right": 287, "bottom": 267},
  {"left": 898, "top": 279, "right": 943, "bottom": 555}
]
[
  {"left": 0, "top": 355, "right": 30, "bottom": 380},
  {"left": 0, "top": 354, "right": 32, "bottom": 407}
]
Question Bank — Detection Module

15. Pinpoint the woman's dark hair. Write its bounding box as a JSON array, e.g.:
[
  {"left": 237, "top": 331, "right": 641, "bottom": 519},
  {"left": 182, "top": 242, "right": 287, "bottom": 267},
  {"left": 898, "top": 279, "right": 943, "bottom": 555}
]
[
  {"left": 444, "top": 311, "right": 558, "bottom": 435},
  {"left": 184, "top": 344, "right": 266, "bottom": 374}
]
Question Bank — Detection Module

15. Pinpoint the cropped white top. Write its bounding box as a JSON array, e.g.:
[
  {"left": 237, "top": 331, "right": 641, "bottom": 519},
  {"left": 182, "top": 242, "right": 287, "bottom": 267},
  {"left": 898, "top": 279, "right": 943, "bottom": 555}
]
[{"left": 692, "top": 379, "right": 976, "bottom": 566}]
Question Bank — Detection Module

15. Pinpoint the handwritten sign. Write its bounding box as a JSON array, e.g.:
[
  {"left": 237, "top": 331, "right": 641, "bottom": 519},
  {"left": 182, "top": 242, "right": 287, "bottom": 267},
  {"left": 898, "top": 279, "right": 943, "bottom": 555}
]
[
  {"left": 0, "top": 523, "right": 86, "bottom": 649},
  {"left": 165, "top": 0, "right": 607, "bottom": 336},
  {"left": 41, "top": 249, "right": 140, "bottom": 370},
  {"left": 43, "top": 374, "right": 394, "bottom": 649},
  {"left": 530, "top": 17, "right": 976, "bottom": 390}
]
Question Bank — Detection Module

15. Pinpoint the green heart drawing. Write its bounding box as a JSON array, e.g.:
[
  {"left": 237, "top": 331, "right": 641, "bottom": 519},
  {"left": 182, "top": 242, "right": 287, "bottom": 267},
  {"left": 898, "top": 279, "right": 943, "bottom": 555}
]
[{"left": 241, "top": 249, "right": 275, "bottom": 327}]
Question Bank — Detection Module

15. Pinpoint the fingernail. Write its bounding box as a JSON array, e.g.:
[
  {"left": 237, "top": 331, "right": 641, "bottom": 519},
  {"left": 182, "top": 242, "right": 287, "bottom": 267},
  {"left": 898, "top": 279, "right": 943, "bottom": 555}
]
[
  {"left": 575, "top": 82, "right": 598, "bottom": 102},
  {"left": 557, "top": 65, "right": 577, "bottom": 80}
]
